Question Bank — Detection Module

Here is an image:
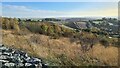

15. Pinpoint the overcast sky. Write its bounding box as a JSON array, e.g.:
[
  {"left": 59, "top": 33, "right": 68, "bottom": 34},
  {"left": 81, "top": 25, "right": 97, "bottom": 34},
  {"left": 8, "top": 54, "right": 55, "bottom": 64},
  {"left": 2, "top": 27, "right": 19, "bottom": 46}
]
[{"left": 1, "top": 2, "right": 118, "bottom": 18}]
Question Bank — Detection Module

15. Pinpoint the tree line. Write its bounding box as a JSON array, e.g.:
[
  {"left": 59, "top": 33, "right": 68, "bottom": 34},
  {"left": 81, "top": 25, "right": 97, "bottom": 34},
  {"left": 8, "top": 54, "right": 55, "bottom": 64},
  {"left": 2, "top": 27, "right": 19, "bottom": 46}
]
[{"left": 0, "top": 17, "right": 20, "bottom": 32}]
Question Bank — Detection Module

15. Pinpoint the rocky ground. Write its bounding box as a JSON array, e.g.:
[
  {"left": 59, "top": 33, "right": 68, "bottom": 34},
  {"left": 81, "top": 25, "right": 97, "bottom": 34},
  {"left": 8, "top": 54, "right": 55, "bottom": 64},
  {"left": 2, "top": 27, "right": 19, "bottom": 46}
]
[{"left": 0, "top": 44, "right": 48, "bottom": 68}]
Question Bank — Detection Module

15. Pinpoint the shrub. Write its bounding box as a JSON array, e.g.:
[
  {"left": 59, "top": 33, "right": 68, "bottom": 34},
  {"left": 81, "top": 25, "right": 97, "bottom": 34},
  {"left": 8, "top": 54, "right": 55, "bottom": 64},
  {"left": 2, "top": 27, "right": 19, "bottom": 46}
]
[{"left": 100, "top": 39, "right": 109, "bottom": 48}]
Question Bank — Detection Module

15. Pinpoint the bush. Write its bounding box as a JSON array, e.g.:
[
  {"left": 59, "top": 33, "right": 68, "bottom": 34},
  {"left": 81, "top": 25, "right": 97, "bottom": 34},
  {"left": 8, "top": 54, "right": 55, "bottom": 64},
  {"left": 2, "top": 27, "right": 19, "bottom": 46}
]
[
  {"left": 50, "top": 34, "right": 60, "bottom": 39},
  {"left": 100, "top": 39, "right": 109, "bottom": 48}
]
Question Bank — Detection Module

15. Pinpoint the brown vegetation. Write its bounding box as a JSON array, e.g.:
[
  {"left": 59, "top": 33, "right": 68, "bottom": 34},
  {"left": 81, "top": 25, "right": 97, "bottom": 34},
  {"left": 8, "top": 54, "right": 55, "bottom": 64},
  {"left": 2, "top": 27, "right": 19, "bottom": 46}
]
[
  {"left": 2, "top": 30, "right": 118, "bottom": 66},
  {"left": 1, "top": 17, "right": 119, "bottom": 66}
]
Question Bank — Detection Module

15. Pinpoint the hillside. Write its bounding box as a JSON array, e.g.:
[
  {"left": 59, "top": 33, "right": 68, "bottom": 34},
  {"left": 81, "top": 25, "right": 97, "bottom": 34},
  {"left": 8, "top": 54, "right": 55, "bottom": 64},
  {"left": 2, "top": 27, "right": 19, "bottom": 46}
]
[
  {"left": 1, "top": 17, "right": 119, "bottom": 66},
  {"left": 2, "top": 30, "right": 118, "bottom": 66}
]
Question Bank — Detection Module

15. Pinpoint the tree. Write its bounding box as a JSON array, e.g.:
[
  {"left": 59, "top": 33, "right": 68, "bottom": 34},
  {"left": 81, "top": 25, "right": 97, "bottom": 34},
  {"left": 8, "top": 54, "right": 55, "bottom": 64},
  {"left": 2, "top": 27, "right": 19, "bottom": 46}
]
[
  {"left": 3, "top": 19, "right": 10, "bottom": 29},
  {"left": 47, "top": 26, "right": 54, "bottom": 35},
  {"left": 0, "top": 17, "right": 2, "bottom": 28},
  {"left": 41, "top": 23, "right": 48, "bottom": 34},
  {"left": 54, "top": 24, "right": 61, "bottom": 34},
  {"left": 100, "top": 39, "right": 109, "bottom": 48},
  {"left": 13, "top": 18, "right": 20, "bottom": 32},
  {"left": 9, "top": 18, "right": 14, "bottom": 29}
]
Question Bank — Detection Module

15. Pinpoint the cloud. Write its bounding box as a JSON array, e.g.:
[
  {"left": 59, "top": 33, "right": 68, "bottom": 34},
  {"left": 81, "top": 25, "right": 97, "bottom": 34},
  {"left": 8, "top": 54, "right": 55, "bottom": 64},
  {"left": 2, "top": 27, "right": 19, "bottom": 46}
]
[
  {"left": 4, "top": 5, "right": 28, "bottom": 10},
  {"left": 3, "top": 5, "right": 69, "bottom": 18},
  {"left": 2, "top": 4, "right": 118, "bottom": 18}
]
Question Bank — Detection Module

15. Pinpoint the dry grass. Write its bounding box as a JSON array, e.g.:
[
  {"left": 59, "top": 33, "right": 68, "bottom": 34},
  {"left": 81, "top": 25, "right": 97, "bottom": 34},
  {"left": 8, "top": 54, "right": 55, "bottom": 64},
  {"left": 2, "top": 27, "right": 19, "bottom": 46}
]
[
  {"left": 2, "top": 30, "right": 118, "bottom": 66},
  {"left": 90, "top": 44, "right": 118, "bottom": 66}
]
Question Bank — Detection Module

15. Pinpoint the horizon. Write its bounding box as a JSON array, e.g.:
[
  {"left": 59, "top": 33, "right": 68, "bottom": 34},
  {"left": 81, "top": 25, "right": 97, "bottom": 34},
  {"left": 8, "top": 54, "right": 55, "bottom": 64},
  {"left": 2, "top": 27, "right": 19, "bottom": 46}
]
[
  {"left": 2, "top": 2, "right": 118, "bottom": 18},
  {"left": 2, "top": 16, "right": 118, "bottom": 19}
]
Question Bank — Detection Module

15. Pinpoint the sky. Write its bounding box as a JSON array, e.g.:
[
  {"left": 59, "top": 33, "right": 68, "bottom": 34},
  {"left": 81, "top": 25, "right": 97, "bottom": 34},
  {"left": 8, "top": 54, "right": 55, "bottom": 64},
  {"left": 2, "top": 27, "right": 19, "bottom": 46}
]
[
  {"left": 2, "top": 0, "right": 120, "bottom": 2},
  {"left": 1, "top": 2, "right": 118, "bottom": 18}
]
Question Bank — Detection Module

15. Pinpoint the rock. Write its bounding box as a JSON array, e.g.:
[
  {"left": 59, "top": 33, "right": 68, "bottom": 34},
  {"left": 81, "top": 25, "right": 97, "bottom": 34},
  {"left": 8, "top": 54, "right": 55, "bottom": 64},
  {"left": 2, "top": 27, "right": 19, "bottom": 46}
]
[
  {"left": 0, "top": 44, "right": 47, "bottom": 68},
  {"left": 4, "top": 63, "right": 15, "bottom": 67}
]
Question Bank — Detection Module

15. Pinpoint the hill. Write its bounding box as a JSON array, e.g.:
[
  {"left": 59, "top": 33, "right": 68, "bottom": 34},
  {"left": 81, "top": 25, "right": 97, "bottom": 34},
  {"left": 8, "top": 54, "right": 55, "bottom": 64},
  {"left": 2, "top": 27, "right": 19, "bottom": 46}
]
[{"left": 1, "top": 17, "right": 119, "bottom": 66}]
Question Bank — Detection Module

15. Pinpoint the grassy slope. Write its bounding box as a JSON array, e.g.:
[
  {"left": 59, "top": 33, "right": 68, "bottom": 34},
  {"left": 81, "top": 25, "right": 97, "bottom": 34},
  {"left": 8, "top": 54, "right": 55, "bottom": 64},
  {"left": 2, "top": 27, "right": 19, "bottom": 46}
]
[{"left": 2, "top": 30, "right": 118, "bottom": 66}]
